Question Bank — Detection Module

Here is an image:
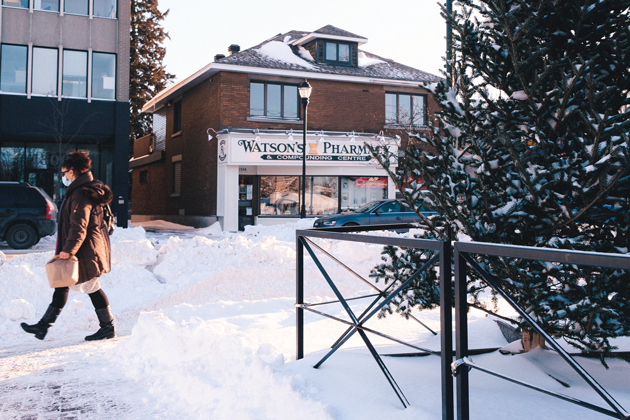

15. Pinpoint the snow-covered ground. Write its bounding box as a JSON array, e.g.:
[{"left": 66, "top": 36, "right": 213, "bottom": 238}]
[{"left": 1, "top": 221, "right": 629, "bottom": 419}]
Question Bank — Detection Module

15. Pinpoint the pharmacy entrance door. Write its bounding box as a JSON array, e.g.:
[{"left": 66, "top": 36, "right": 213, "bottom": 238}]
[{"left": 238, "top": 175, "right": 255, "bottom": 231}]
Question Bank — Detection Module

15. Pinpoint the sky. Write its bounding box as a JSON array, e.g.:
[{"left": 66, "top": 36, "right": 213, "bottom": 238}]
[{"left": 157, "top": 0, "right": 448, "bottom": 83}]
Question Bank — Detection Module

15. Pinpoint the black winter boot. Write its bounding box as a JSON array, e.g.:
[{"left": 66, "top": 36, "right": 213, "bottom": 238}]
[
  {"left": 85, "top": 306, "right": 116, "bottom": 341},
  {"left": 21, "top": 305, "right": 62, "bottom": 340}
]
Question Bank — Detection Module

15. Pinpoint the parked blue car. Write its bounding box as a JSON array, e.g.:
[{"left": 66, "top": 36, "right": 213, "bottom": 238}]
[{"left": 313, "top": 199, "right": 436, "bottom": 228}]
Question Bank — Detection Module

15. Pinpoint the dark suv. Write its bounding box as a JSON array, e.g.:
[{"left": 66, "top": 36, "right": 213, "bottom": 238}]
[{"left": 0, "top": 182, "right": 57, "bottom": 249}]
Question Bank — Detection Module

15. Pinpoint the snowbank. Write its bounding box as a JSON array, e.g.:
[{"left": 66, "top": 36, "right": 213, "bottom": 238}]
[{"left": 3, "top": 220, "right": 630, "bottom": 419}]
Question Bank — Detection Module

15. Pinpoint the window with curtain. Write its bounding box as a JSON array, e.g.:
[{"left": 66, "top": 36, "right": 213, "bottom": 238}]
[
  {"left": 93, "top": 0, "right": 116, "bottom": 18},
  {"left": 91, "top": 52, "right": 115, "bottom": 100},
  {"left": 62, "top": 50, "right": 87, "bottom": 98},
  {"left": 385, "top": 92, "right": 427, "bottom": 127},
  {"left": 0, "top": 44, "right": 27, "bottom": 93},
  {"left": 324, "top": 42, "right": 351, "bottom": 64},
  {"left": 249, "top": 82, "right": 298, "bottom": 120},
  {"left": 32, "top": 47, "right": 58, "bottom": 96}
]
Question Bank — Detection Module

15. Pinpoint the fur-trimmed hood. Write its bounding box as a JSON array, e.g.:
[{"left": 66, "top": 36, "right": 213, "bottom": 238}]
[{"left": 82, "top": 182, "right": 113, "bottom": 205}]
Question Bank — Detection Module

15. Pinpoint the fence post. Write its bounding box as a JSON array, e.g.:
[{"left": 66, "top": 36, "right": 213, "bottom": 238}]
[
  {"left": 296, "top": 232, "right": 304, "bottom": 360},
  {"left": 440, "top": 235, "right": 454, "bottom": 420},
  {"left": 454, "top": 245, "right": 469, "bottom": 420}
]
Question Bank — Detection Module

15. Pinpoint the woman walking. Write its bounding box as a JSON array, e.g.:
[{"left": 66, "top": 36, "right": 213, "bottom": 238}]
[{"left": 21, "top": 151, "right": 116, "bottom": 341}]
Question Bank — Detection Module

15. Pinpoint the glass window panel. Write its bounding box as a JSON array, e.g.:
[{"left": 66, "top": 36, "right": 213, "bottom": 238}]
[
  {"left": 3, "top": 0, "right": 29, "bottom": 7},
  {"left": 266, "top": 84, "right": 281, "bottom": 119},
  {"left": 0, "top": 143, "right": 26, "bottom": 182},
  {"left": 306, "top": 176, "right": 338, "bottom": 215},
  {"left": 259, "top": 176, "right": 300, "bottom": 215},
  {"left": 64, "top": 0, "right": 87, "bottom": 14},
  {"left": 34, "top": 0, "right": 59, "bottom": 11},
  {"left": 340, "top": 176, "right": 387, "bottom": 212},
  {"left": 91, "top": 52, "right": 115, "bottom": 99},
  {"left": 385, "top": 93, "right": 397, "bottom": 125},
  {"left": 1, "top": 44, "right": 27, "bottom": 94},
  {"left": 249, "top": 82, "right": 265, "bottom": 117},
  {"left": 338, "top": 44, "right": 350, "bottom": 62},
  {"left": 25, "top": 143, "right": 69, "bottom": 202},
  {"left": 283, "top": 85, "right": 298, "bottom": 119},
  {"left": 413, "top": 95, "right": 425, "bottom": 126},
  {"left": 173, "top": 101, "right": 182, "bottom": 133},
  {"left": 32, "top": 47, "right": 58, "bottom": 96},
  {"left": 377, "top": 200, "right": 402, "bottom": 213},
  {"left": 62, "top": 50, "right": 87, "bottom": 98},
  {"left": 398, "top": 94, "right": 411, "bottom": 125},
  {"left": 325, "top": 42, "right": 337, "bottom": 61},
  {"left": 93, "top": 0, "right": 116, "bottom": 18}
]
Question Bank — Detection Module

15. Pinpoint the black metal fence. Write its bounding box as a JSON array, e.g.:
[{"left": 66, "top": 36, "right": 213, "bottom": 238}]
[
  {"left": 453, "top": 242, "right": 630, "bottom": 420},
  {"left": 295, "top": 224, "right": 453, "bottom": 417},
  {"left": 296, "top": 225, "right": 630, "bottom": 420}
]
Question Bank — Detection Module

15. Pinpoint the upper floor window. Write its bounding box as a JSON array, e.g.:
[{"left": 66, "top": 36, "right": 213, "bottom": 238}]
[
  {"left": 3, "top": 0, "right": 115, "bottom": 17},
  {"left": 34, "top": 0, "right": 59, "bottom": 12},
  {"left": 0, "top": 43, "right": 116, "bottom": 99},
  {"left": 324, "top": 42, "right": 351, "bottom": 64},
  {"left": 92, "top": 52, "right": 115, "bottom": 100},
  {"left": 385, "top": 92, "right": 426, "bottom": 127},
  {"left": 62, "top": 50, "right": 87, "bottom": 98},
  {"left": 2, "top": 0, "right": 28, "bottom": 7},
  {"left": 173, "top": 101, "right": 182, "bottom": 134},
  {"left": 65, "top": 0, "right": 88, "bottom": 15},
  {"left": 250, "top": 82, "right": 298, "bottom": 120},
  {"left": 32, "top": 47, "right": 58, "bottom": 95},
  {"left": 0, "top": 44, "right": 27, "bottom": 93},
  {"left": 93, "top": 0, "right": 116, "bottom": 18}
]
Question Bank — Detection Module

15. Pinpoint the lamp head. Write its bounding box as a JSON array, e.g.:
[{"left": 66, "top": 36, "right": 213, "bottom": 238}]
[{"left": 298, "top": 81, "right": 312, "bottom": 100}]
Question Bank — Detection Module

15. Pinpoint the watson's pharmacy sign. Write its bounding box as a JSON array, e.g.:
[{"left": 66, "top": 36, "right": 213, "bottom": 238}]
[{"left": 220, "top": 135, "right": 396, "bottom": 165}]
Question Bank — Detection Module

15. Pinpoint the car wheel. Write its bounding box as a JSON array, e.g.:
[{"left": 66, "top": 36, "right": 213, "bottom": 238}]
[
  {"left": 342, "top": 222, "right": 359, "bottom": 227},
  {"left": 6, "top": 224, "right": 37, "bottom": 250}
]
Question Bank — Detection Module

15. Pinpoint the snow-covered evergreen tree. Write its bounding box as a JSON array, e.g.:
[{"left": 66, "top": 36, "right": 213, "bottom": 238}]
[{"left": 369, "top": 0, "right": 630, "bottom": 361}]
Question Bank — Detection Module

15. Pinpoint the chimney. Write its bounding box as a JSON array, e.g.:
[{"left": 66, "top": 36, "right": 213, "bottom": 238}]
[
  {"left": 228, "top": 44, "right": 240, "bottom": 55},
  {"left": 214, "top": 54, "right": 226, "bottom": 61}
]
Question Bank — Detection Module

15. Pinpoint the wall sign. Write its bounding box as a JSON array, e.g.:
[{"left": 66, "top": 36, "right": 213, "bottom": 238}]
[{"left": 219, "top": 135, "right": 397, "bottom": 166}]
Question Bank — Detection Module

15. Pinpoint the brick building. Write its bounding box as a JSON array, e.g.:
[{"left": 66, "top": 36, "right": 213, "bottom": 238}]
[
  {"left": 132, "top": 25, "right": 440, "bottom": 231},
  {"left": 0, "top": 0, "right": 130, "bottom": 226}
]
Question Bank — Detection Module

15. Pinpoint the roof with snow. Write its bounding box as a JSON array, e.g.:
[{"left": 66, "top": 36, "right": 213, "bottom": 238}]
[
  {"left": 143, "top": 25, "right": 442, "bottom": 113},
  {"left": 220, "top": 29, "right": 440, "bottom": 82},
  {"left": 312, "top": 24, "right": 366, "bottom": 39}
]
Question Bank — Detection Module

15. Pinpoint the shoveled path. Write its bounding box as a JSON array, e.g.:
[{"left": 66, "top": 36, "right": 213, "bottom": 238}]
[{"left": 0, "top": 337, "right": 162, "bottom": 419}]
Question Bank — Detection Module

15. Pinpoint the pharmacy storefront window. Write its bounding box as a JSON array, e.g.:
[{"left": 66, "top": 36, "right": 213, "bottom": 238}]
[
  {"left": 260, "top": 175, "right": 300, "bottom": 216},
  {"left": 340, "top": 176, "right": 388, "bottom": 212},
  {"left": 305, "top": 176, "right": 338, "bottom": 215}
]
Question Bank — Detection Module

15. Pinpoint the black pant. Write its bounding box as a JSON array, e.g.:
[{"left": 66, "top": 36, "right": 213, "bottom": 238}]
[{"left": 51, "top": 287, "right": 109, "bottom": 310}]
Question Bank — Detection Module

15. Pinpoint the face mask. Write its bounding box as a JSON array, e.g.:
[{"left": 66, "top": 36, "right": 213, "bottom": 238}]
[{"left": 61, "top": 175, "right": 71, "bottom": 187}]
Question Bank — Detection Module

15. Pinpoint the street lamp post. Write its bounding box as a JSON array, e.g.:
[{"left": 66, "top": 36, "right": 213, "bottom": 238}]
[{"left": 298, "top": 81, "right": 312, "bottom": 219}]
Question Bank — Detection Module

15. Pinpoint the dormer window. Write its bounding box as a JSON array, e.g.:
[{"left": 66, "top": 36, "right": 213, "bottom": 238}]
[{"left": 324, "top": 42, "right": 351, "bottom": 64}]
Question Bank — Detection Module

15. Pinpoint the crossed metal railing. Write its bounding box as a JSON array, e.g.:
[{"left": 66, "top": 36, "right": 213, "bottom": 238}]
[
  {"left": 453, "top": 242, "right": 630, "bottom": 420},
  {"left": 295, "top": 224, "right": 453, "bottom": 417},
  {"left": 296, "top": 225, "right": 630, "bottom": 420}
]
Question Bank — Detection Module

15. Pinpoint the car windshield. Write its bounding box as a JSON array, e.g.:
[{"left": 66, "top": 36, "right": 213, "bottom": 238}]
[{"left": 353, "top": 200, "right": 382, "bottom": 214}]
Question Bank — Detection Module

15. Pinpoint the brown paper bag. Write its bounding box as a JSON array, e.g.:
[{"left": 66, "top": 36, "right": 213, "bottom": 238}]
[{"left": 45, "top": 255, "right": 79, "bottom": 288}]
